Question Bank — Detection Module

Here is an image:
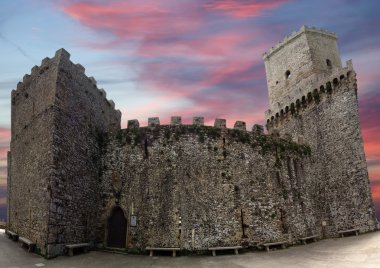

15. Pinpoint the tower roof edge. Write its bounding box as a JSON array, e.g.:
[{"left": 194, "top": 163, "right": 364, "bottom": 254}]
[{"left": 263, "top": 26, "right": 337, "bottom": 60}]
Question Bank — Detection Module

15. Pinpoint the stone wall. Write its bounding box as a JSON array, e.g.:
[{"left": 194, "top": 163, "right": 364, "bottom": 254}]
[
  {"left": 8, "top": 51, "right": 60, "bottom": 255},
  {"left": 99, "top": 122, "right": 313, "bottom": 250},
  {"left": 267, "top": 69, "right": 377, "bottom": 236},
  {"left": 45, "top": 49, "right": 121, "bottom": 257},
  {"left": 7, "top": 49, "right": 122, "bottom": 257},
  {"left": 7, "top": 26, "right": 377, "bottom": 257}
]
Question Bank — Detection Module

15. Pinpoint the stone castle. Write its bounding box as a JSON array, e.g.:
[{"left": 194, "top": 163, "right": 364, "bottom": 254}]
[{"left": 6, "top": 26, "right": 377, "bottom": 257}]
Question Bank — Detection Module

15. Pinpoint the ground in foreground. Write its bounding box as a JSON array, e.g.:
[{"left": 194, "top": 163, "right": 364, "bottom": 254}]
[{"left": 1, "top": 229, "right": 380, "bottom": 268}]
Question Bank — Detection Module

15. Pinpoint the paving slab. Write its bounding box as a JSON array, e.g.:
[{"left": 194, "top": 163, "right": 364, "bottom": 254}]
[{"left": 1, "top": 229, "right": 380, "bottom": 268}]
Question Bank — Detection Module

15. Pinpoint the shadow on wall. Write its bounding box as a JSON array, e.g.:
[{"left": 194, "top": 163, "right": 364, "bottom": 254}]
[
  {"left": 0, "top": 204, "right": 6, "bottom": 221},
  {"left": 375, "top": 205, "right": 380, "bottom": 222}
]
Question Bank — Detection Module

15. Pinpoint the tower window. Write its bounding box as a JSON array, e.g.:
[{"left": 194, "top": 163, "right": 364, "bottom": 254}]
[
  {"left": 326, "top": 59, "right": 332, "bottom": 68},
  {"left": 285, "top": 70, "right": 291, "bottom": 79}
]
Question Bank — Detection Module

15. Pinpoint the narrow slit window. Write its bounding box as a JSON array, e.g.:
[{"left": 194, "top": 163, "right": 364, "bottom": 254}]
[
  {"left": 326, "top": 59, "right": 332, "bottom": 68},
  {"left": 285, "top": 70, "right": 291, "bottom": 79},
  {"left": 144, "top": 138, "right": 148, "bottom": 159}
]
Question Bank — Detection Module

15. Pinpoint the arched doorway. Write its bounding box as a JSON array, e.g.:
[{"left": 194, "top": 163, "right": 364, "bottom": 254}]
[{"left": 107, "top": 206, "right": 127, "bottom": 248}]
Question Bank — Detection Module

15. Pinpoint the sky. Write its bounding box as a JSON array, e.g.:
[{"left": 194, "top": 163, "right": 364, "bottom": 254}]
[{"left": 0, "top": 0, "right": 379, "bottom": 220}]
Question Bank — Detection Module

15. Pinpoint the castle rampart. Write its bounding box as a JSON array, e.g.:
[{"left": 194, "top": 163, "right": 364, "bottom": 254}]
[
  {"left": 126, "top": 116, "right": 261, "bottom": 132},
  {"left": 6, "top": 27, "right": 377, "bottom": 257},
  {"left": 99, "top": 123, "right": 313, "bottom": 250}
]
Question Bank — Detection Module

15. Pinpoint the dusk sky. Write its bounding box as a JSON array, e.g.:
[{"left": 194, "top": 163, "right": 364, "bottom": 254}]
[{"left": 0, "top": 0, "right": 379, "bottom": 220}]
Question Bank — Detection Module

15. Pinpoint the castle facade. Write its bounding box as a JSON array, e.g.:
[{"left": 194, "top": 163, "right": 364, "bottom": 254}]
[{"left": 7, "top": 26, "right": 377, "bottom": 257}]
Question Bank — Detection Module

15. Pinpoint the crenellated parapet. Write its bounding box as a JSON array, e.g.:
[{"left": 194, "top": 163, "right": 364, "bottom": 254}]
[
  {"left": 126, "top": 117, "right": 263, "bottom": 133},
  {"left": 118, "top": 117, "right": 311, "bottom": 153},
  {"left": 265, "top": 60, "right": 356, "bottom": 127},
  {"left": 11, "top": 48, "right": 122, "bottom": 139},
  {"left": 12, "top": 48, "right": 121, "bottom": 121},
  {"left": 113, "top": 117, "right": 311, "bottom": 164}
]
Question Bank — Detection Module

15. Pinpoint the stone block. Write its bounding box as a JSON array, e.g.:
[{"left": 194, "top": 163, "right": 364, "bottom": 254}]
[
  {"left": 41, "top": 57, "right": 50, "bottom": 66},
  {"left": 193, "top": 117, "right": 204, "bottom": 126},
  {"left": 76, "top": 64, "right": 85, "bottom": 73},
  {"left": 54, "top": 48, "right": 70, "bottom": 60},
  {"left": 23, "top": 74, "right": 31, "bottom": 83},
  {"left": 31, "top": 66, "right": 39, "bottom": 76},
  {"left": 252, "top": 124, "right": 264, "bottom": 135},
  {"left": 234, "top": 121, "right": 246, "bottom": 131},
  {"left": 89, "top": 76, "right": 97, "bottom": 86},
  {"left": 214, "top": 118, "right": 226, "bottom": 128},
  {"left": 116, "top": 110, "right": 122, "bottom": 119},
  {"left": 128, "top": 119, "right": 140, "bottom": 129},
  {"left": 171, "top": 116, "right": 182, "bottom": 126},
  {"left": 108, "top": 100, "right": 115, "bottom": 109},
  {"left": 16, "top": 82, "right": 23, "bottom": 91},
  {"left": 99, "top": 88, "right": 106, "bottom": 97},
  {"left": 148, "top": 117, "right": 160, "bottom": 128}
]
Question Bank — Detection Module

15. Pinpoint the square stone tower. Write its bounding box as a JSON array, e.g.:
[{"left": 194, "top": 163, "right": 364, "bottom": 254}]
[
  {"left": 264, "top": 26, "right": 377, "bottom": 236},
  {"left": 7, "top": 49, "right": 121, "bottom": 257},
  {"left": 264, "top": 26, "right": 342, "bottom": 117}
]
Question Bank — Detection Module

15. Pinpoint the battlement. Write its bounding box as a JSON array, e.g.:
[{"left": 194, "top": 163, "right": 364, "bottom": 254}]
[
  {"left": 115, "top": 119, "right": 311, "bottom": 157},
  {"left": 266, "top": 60, "right": 356, "bottom": 125},
  {"left": 8, "top": 28, "right": 377, "bottom": 258},
  {"left": 126, "top": 116, "right": 265, "bottom": 135},
  {"left": 12, "top": 49, "right": 120, "bottom": 119},
  {"left": 263, "top": 25, "right": 337, "bottom": 59}
]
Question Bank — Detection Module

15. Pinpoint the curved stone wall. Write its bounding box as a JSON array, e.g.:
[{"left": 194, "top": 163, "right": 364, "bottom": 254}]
[{"left": 99, "top": 125, "right": 312, "bottom": 250}]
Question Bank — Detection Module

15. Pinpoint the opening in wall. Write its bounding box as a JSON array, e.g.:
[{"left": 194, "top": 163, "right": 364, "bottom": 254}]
[
  {"left": 285, "top": 70, "right": 291, "bottom": 79},
  {"left": 144, "top": 138, "right": 148, "bottom": 159},
  {"left": 326, "top": 59, "right": 332, "bottom": 68}
]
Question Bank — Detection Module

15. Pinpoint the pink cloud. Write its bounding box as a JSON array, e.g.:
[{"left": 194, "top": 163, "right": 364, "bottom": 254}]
[
  {"left": 204, "top": 0, "right": 289, "bottom": 18},
  {"left": 0, "top": 128, "right": 10, "bottom": 170},
  {"left": 58, "top": 0, "right": 281, "bottom": 128},
  {"left": 0, "top": 128, "right": 11, "bottom": 142},
  {"left": 372, "top": 183, "right": 380, "bottom": 203},
  {"left": 61, "top": 0, "right": 202, "bottom": 42},
  {"left": 137, "top": 30, "right": 255, "bottom": 58}
]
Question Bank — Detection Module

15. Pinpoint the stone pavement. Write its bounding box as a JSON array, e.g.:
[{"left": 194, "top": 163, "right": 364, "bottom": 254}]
[{"left": 1, "top": 229, "right": 380, "bottom": 268}]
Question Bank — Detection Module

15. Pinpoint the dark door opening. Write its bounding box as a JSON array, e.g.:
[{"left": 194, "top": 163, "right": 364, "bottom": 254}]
[{"left": 107, "top": 206, "right": 127, "bottom": 248}]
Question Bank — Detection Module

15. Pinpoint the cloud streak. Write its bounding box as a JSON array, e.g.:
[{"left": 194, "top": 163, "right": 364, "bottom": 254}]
[
  {"left": 0, "top": 32, "right": 34, "bottom": 62},
  {"left": 59, "top": 0, "right": 281, "bottom": 127},
  {"left": 204, "top": 0, "right": 289, "bottom": 18}
]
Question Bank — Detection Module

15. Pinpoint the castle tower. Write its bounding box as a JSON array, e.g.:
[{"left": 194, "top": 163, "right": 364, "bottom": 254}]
[
  {"left": 264, "top": 26, "right": 377, "bottom": 236},
  {"left": 7, "top": 49, "right": 121, "bottom": 257},
  {"left": 264, "top": 26, "right": 344, "bottom": 117},
  {"left": 6, "top": 28, "right": 377, "bottom": 258}
]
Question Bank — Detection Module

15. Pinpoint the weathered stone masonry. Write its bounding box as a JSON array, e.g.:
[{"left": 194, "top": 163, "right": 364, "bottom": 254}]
[
  {"left": 265, "top": 26, "right": 376, "bottom": 237},
  {"left": 7, "top": 26, "right": 377, "bottom": 258},
  {"left": 99, "top": 124, "right": 312, "bottom": 250},
  {"left": 8, "top": 49, "right": 121, "bottom": 256}
]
